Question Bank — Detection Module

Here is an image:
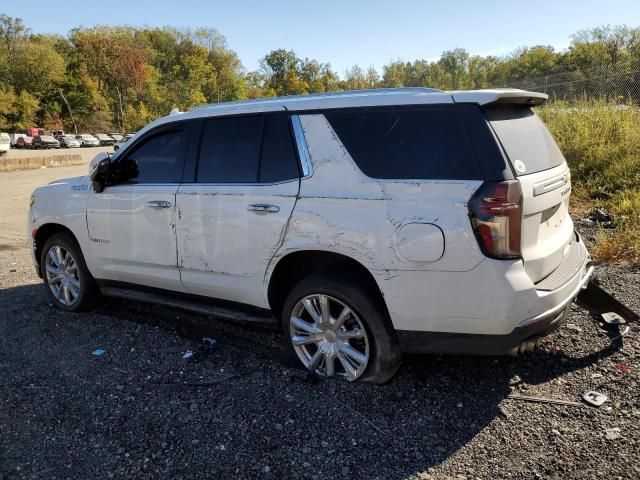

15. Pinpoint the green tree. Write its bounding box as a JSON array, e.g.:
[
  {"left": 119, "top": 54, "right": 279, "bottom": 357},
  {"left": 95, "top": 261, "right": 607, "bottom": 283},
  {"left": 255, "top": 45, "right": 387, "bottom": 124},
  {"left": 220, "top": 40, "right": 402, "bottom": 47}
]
[
  {"left": 0, "top": 86, "right": 16, "bottom": 128},
  {"left": 344, "top": 66, "right": 367, "bottom": 90},
  {"left": 10, "top": 90, "right": 39, "bottom": 129}
]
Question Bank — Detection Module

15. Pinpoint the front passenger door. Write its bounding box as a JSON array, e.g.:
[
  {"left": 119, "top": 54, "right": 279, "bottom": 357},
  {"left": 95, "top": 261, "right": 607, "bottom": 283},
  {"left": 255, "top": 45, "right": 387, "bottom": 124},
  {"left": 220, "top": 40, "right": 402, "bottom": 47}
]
[{"left": 86, "top": 123, "right": 193, "bottom": 292}]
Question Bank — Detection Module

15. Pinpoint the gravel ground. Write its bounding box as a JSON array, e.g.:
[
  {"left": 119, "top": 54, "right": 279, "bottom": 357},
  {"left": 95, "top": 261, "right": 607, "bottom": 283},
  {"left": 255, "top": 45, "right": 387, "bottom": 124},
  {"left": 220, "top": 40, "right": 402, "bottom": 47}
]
[{"left": 1, "top": 167, "right": 639, "bottom": 479}]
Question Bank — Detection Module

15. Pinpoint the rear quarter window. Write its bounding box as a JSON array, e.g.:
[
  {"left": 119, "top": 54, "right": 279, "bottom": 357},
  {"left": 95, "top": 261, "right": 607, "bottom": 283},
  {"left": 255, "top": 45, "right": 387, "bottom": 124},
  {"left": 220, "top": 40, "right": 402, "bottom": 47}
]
[
  {"left": 324, "top": 106, "right": 483, "bottom": 180},
  {"left": 484, "top": 105, "right": 565, "bottom": 175}
]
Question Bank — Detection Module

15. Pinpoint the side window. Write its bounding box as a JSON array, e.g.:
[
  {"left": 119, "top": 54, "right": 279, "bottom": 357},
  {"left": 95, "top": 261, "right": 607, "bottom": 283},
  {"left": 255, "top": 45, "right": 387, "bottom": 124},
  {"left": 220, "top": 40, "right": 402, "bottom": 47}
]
[
  {"left": 123, "top": 128, "right": 186, "bottom": 183},
  {"left": 197, "top": 115, "right": 263, "bottom": 183},
  {"left": 260, "top": 114, "right": 299, "bottom": 182},
  {"left": 324, "top": 106, "right": 483, "bottom": 180},
  {"left": 196, "top": 113, "right": 300, "bottom": 184}
]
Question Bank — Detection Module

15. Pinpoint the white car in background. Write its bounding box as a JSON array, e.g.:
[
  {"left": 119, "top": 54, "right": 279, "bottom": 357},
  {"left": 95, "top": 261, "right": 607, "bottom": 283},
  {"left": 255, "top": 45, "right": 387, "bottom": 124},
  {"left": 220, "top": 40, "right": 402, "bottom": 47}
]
[
  {"left": 28, "top": 88, "right": 593, "bottom": 383},
  {"left": 59, "top": 135, "right": 81, "bottom": 148},
  {"left": 0, "top": 132, "right": 10, "bottom": 155},
  {"left": 112, "top": 133, "right": 135, "bottom": 151},
  {"left": 75, "top": 134, "right": 100, "bottom": 147},
  {"left": 10, "top": 133, "right": 27, "bottom": 147}
]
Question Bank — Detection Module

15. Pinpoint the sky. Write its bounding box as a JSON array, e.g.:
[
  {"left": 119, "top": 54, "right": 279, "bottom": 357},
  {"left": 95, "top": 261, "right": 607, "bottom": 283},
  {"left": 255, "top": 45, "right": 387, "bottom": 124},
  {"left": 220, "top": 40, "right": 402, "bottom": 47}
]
[{"left": 3, "top": 0, "right": 640, "bottom": 75}]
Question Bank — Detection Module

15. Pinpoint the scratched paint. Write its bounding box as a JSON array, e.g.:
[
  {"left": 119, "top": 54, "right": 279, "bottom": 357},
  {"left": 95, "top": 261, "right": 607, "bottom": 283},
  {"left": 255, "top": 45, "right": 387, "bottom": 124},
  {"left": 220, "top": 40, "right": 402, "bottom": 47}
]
[{"left": 267, "top": 114, "right": 485, "bottom": 280}]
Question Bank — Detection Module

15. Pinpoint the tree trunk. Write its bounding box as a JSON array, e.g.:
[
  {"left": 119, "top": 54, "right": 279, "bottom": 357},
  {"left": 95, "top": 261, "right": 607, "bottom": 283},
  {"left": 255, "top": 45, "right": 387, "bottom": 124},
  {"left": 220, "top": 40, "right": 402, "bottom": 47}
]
[
  {"left": 116, "top": 85, "right": 124, "bottom": 131},
  {"left": 58, "top": 88, "right": 78, "bottom": 134}
]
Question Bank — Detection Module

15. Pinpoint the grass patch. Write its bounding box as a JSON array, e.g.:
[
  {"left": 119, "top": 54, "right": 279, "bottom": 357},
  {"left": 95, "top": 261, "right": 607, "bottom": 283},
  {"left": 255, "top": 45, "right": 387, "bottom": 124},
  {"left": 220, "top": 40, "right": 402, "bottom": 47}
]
[{"left": 538, "top": 101, "right": 640, "bottom": 265}]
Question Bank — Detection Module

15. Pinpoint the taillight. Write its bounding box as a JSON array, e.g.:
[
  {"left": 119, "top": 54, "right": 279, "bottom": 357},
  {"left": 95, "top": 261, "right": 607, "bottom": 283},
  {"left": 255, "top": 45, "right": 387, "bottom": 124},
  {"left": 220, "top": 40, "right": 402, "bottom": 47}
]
[{"left": 469, "top": 181, "right": 522, "bottom": 259}]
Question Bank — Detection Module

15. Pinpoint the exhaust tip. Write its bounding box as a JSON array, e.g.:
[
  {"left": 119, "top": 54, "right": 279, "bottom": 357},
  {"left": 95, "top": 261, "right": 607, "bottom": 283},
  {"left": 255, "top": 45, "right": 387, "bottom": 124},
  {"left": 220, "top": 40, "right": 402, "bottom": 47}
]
[{"left": 510, "top": 337, "right": 541, "bottom": 356}]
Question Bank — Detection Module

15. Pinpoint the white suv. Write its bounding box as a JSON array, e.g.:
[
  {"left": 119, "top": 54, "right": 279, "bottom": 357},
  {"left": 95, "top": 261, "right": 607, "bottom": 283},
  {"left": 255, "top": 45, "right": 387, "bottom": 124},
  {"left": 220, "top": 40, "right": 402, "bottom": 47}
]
[{"left": 28, "top": 88, "right": 592, "bottom": 383}]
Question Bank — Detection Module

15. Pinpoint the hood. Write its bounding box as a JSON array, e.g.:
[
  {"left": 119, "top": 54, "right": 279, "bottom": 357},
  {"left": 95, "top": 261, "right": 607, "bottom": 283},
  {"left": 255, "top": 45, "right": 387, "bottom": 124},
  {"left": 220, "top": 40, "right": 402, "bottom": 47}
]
[
  {"left": 46, "top": 175, "right": 90, "bottom": 186},
  {"left": 31, "top": 175, "right": 91, "bottom": 199}
]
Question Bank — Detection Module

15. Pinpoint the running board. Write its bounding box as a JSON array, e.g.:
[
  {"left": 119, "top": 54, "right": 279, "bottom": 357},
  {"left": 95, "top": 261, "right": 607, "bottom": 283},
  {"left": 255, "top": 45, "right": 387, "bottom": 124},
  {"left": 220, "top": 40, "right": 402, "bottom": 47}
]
[{"left": 100, "top": 286, "right": 279, "bottom": 329}]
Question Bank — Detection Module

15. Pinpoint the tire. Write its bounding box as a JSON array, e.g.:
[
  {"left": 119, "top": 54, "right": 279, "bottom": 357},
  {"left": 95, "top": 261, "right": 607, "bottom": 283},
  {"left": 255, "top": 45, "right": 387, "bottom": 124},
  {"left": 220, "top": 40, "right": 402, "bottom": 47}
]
[
  {"left": 40, "top": 232, "right": 100, "bottom": 312},
  {"left": 282, "top": 270, "right": 401, "bottom": 384}
]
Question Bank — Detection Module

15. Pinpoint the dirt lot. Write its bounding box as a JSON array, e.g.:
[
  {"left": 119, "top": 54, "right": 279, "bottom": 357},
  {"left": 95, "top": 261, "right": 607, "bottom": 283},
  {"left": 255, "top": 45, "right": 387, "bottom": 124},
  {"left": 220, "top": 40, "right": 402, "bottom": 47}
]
[{"left": 0, "top": 165, "right": 639, "bottom": 479}]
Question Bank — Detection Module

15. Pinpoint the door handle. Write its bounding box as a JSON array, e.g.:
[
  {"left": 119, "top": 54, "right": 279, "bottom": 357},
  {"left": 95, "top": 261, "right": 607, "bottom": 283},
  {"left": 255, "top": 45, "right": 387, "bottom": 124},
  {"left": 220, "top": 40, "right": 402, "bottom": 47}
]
[
  {"left": 146, "top": 200, "right": 172, "bottom": 208},
  {"left": 247, "top": 204, "right": 280, "bottom": 214}
]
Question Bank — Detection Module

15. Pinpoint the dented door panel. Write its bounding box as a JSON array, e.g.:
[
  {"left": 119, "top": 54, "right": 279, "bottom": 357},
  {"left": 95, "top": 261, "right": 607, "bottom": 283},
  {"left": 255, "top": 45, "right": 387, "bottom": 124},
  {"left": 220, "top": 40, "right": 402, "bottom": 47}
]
[
  {"left": 268, "top": 114, "right": 485, "bottom": 278},
  {"left": 176, "top": 182, "right": 298, "bottom": 308}
]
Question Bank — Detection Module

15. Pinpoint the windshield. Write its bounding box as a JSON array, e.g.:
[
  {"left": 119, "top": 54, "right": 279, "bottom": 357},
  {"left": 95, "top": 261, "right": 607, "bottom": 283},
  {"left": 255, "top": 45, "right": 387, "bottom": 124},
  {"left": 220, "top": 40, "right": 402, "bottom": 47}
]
[
  {"left": 485, "top": 105, "right": 565, "bottom": 175},
  {"left": 81, "top": 135, "right": 94, "bottom": 140}
]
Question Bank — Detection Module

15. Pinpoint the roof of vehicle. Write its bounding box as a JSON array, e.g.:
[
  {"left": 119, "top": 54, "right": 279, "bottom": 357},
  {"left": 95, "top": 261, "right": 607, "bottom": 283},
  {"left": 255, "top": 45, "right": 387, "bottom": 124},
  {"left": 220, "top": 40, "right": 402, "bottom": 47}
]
[
  {"left": 113, "top": 88, "right": 547, "bottom": 158},
  {"left": 188, "top": 87, "right": 545, "bottom": 115}
]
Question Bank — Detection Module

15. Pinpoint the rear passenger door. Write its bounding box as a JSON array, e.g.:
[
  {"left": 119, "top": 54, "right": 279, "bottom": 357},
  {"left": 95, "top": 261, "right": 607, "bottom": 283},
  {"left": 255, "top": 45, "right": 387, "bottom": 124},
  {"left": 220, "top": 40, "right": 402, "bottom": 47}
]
[{"left": 176, "top": 110, "right": 300, "bottom": 307}]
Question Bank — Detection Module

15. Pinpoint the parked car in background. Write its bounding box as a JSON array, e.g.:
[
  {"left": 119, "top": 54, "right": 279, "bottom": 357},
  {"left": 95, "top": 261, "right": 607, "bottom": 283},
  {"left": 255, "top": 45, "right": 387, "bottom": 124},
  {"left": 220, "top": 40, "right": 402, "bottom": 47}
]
[
  {"left": 95, "top": 133, "right": 115, "bottom": 146},
  {"left": 10, "top": 133, "right": 27, "bottom": 146},
  {"left": 75, "top": 134, "right": 100, "bottom": 147},
  {"left": 0, "top": 133, "right": 10, "bottom": 156},
  {"left": 59, "top": 135, "right": 81, "bottom": 148},
  {"left": 14, "top": 136, "right": 33, "bottom": 149},
  {"left": 109, "top": 133, "right": 123, "bottom": 142},
  {"left": 51, "top": 130, "right": 65, "bottom": 140},
  {"left": 32, "top": 135, "right": 60, "bottom": 149},
  {"left": 112, "top": 133, "right": 135, "bottom": 151}
]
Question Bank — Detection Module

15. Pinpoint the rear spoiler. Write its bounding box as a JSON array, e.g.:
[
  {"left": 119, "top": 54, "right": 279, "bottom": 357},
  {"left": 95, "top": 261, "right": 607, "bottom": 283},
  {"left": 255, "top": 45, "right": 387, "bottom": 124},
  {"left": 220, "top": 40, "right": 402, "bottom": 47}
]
[{"left": 451, "top": 89, "right": 548, "bottom": 107}]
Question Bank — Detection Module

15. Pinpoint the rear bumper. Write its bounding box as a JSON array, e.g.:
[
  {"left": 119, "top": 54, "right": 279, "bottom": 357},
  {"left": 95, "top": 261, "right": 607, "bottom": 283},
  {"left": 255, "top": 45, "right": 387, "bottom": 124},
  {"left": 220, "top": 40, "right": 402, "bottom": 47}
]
[
  {"left": 382, "top": 231, "right": 592, "bottom": 354},
  {"left": 398, "top": 264, "right": 593, "bottom": 355},
  {"left": 398, "top": 304, "right": 570, "bottom": 355}
]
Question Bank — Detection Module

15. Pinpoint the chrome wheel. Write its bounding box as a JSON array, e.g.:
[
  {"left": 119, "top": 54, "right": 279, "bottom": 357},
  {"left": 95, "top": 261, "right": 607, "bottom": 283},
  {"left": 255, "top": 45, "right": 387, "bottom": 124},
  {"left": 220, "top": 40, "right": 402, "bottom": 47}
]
[
  {"left": 45, "top": 245, "right": 80, "bottom": 306},
  {"left": 290, "top": 294, "right": 370, "bottom": 381}
]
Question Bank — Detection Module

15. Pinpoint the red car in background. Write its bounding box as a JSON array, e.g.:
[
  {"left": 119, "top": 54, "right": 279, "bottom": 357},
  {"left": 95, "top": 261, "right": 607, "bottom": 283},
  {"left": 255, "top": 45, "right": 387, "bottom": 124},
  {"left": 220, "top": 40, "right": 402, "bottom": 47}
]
[{"left": 14, "top": 136, "right": 34, "bottom": 149}]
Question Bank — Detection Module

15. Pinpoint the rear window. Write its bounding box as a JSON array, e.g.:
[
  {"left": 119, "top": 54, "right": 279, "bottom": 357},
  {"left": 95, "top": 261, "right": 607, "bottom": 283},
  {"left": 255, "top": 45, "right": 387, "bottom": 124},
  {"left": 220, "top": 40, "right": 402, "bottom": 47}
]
[
  {"left": 485, "top": 105, "right": 564, "bottom": 175},
  {"left": 324, "top": 106, "right": 483, "bottom": 180}
]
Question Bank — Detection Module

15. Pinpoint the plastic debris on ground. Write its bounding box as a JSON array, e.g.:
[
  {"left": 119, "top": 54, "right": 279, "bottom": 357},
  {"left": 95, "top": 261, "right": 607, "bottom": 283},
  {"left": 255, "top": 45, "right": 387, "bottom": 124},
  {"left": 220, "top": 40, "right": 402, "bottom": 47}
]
[
  {"left": 602, "top": 312, "right": 626, "bottom": 325},
  {"left": 605, "top": 427, "right": 621, "bottom": 440},
  {"left": 616, "top": 363, "right": 631, "bottom": 373},
  {"left": 583, "top": 390, "right": 608, "bottom": 407},
  {"left": 202, "top": 337, "right": 217, "bottom": 346},
  {"left": 91, "top": 349, "right": 106, "bottom": 356},
  {"left": 182, "top": 351, "right": 194, "bottom": 359}
]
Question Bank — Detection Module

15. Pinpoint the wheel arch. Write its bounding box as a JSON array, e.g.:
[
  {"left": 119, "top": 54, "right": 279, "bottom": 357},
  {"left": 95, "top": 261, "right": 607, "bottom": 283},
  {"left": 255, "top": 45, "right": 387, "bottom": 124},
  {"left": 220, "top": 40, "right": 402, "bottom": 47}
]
[
  {"left": 267, "top": 250, "right": 390, "bottom": 324},
  {"left": 34, "top": 223, "right": 80, "bottom": 272}
]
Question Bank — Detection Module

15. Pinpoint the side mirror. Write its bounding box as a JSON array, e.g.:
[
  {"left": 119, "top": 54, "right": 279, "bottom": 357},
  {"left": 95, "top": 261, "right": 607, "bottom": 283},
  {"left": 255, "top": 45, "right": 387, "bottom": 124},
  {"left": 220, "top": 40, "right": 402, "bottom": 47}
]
[
  {"left": 89, "top": 152, "right": 111, "bottom": 193},
  {"left": 113, "top": 144, "right": 119, "bottom": 151},
  {"left": 90, "top": 157, "right": 111, "bottom": 193}
]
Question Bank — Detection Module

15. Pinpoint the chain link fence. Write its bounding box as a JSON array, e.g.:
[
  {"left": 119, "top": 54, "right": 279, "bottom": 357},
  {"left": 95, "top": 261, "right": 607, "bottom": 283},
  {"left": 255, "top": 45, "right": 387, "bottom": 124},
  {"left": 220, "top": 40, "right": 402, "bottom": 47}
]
[{"left": 500, "top": 61, "right": 640, "bottom": 103}]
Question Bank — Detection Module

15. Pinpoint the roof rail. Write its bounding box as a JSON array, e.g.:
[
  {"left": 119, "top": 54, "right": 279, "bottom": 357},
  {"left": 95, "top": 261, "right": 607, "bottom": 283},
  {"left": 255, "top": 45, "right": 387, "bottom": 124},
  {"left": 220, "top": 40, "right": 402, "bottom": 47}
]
[{"left": 189, "top": 87, "right": 443, "bottom": 111}]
